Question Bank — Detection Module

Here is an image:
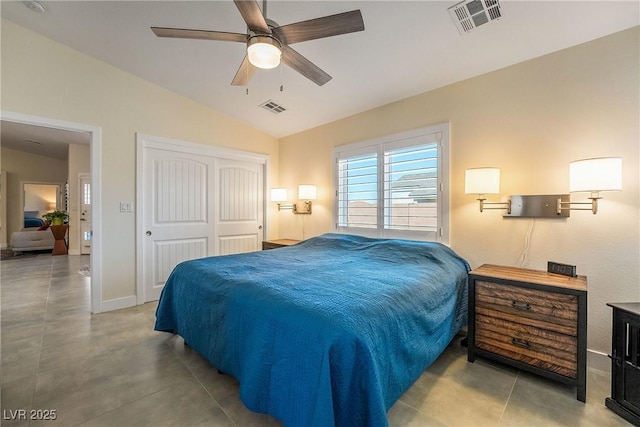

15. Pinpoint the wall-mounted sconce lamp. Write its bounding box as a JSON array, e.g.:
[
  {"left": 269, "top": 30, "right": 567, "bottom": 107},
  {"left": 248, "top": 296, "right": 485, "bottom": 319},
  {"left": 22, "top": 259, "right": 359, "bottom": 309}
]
[
  {"left": 296, "top": 185, "right": 316, "bottom": 214},
  {"left": 557, "top": 157, "right": 622, "bottom": 215},
  {"left": 466, "top": 157, "right": 621, "bottom": 218},
  {"left": 465, "top": 168, "right": 511, "bottom": 214},
  {"left": 271, "top": 185, "right": 317, "bottom": 215}
]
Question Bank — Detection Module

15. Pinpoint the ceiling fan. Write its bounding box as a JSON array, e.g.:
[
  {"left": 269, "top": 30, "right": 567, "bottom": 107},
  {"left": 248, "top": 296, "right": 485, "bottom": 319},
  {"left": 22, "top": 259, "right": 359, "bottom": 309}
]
[{"left": 151, "top": 0, "right": 364, "bottom": 87}]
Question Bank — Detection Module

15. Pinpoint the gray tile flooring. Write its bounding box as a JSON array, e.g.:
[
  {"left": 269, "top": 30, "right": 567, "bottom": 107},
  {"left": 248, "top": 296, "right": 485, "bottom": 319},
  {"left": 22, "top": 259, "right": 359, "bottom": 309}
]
[{"left": 0, "top": 254, "right": 631, "bottom": 426}]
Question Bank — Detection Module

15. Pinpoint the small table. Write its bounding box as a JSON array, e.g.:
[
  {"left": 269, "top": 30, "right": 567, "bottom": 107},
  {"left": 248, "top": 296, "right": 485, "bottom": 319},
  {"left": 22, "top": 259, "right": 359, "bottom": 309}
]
[
  {"left": 262, "top": 239, "right": 300, "bottom": 250},
  {"left": 50, "top": 225, "right": 69, "bottom": 255}
]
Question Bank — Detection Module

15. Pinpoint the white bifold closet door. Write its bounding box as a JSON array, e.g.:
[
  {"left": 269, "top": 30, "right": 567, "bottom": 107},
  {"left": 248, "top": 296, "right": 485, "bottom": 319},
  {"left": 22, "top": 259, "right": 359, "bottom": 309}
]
[{"left": 140, "top": 142, "right": 264, "bottom": 302}]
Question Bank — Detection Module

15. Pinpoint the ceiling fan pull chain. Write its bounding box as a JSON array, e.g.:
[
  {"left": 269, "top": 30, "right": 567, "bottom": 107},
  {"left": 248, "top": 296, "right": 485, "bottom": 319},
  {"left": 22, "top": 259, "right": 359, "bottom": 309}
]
[
  {"left": 280, "top": 61, "right": 284, "bottom": 92},
  {"left": 245, "top": 58, "right": 250, "bottom": 95}
]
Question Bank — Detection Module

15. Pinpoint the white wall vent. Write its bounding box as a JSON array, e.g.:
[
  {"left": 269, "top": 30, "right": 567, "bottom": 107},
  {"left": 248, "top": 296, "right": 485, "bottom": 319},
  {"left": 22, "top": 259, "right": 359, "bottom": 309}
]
[
  {"left": 448, "top": 0, "right": 502, "bottom": 34},
  {"left": 259, "top": 100, "right": 287, "bottom": 114}
]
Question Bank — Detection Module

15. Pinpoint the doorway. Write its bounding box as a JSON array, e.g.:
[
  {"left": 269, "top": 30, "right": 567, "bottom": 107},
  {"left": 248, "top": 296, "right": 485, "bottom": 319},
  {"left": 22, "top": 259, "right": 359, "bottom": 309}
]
[{"left": 2, "top": 111, "right": 102, "bottom": 313}]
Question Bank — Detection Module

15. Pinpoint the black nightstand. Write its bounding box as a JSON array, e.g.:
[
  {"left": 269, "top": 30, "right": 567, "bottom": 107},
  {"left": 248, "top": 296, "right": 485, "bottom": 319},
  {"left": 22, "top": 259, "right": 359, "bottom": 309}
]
[
  {"left": 262, "top": 239, "right": 300, "bottom": 250},
  {"left": 606, "top": 302, "right": 640, "bottom": 426}
]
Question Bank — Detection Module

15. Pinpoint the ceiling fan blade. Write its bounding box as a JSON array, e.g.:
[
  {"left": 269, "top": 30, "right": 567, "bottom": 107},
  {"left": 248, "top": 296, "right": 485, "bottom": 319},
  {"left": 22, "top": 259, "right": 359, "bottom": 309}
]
[
  {"left": 281, "top": 45, "right": 331, "bottom": 86},
  {"left": 151, "top": 27, "right": 247, "bottom": 43},
  {"left": 234, "top": 0, "right": 270, "bottom": 33},
  {"left": 273, "top": 10, "right": 364, "bottom": 45},
  {"left": 231, "top": 55, "right": 257, "bottom": 86}
]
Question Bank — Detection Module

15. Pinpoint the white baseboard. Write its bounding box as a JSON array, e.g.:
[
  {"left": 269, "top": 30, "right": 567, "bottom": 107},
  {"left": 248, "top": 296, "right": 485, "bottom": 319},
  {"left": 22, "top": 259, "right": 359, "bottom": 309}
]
[
  {"left": 588, "top": 349, "right": 610, "bottom": 373},
  {"left": 99, "top": 295, "right": 137, "bottom": 313}
]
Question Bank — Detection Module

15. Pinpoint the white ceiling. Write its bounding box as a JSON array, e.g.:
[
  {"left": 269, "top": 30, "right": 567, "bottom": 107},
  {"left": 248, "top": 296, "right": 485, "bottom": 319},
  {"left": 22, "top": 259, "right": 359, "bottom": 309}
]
[
  {"left": 1, "top": 120, "right": 90, "bottom": 160},
  {"left": 1, "top": 1, "right": 638, "bottom": 138}
]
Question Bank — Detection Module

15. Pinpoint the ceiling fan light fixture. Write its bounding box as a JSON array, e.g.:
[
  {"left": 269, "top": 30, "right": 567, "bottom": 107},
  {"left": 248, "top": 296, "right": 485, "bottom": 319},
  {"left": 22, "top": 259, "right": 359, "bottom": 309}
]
[{"left": 247, "top": 35, "right": 281, "bottom": 69}]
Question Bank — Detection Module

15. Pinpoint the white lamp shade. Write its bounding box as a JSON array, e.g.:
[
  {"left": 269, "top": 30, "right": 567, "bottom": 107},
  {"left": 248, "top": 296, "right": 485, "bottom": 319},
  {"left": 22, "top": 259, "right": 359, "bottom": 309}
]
[
  {"left": 298, "top": 185, "right": 317, "bottom": 200},
  {"left": 465, "top": 168, "right": 500, "bottom": 194},
  {"left": 247, "top": 36, "right": 281, "bottom": 69},
  {"left": 271, "top": 188, "right": 288, "bottom": 202},
  {"left": 569, "top": 157, "right": 622, "bottom": 192}
]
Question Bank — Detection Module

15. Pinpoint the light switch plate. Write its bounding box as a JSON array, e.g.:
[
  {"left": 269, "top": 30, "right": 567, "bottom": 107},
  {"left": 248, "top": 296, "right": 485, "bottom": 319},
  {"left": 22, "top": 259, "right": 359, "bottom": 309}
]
[{"left": 120, "top": 201, "right": 133, "bottom": 212}]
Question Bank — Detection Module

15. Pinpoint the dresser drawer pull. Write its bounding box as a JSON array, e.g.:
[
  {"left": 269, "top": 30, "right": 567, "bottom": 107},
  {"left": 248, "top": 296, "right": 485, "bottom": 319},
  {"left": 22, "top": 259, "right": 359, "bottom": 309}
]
[
  {"left": 511, "top": 338, "right": 531, "bottom": 348},
  {"left": 511, "top": 301, "right": 531, "bottom": 311}
]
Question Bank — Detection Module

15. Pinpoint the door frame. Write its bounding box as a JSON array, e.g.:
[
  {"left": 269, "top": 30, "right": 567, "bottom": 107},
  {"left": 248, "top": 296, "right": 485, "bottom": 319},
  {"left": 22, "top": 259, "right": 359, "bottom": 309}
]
[
  {"left": 2, "top": 110, "right": 102, "bottom": 313},
  {"left": 135, "top": 133, "right": 269, "bottom": 304}
]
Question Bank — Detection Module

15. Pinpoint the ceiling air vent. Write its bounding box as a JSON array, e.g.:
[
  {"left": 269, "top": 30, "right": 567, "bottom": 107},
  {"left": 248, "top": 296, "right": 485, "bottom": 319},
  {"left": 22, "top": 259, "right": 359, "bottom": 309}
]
[
  {"left": 448, "top": 0, "right": 502, "bottom": 35},
  {"left": 259, "top": 100, "right": 287, "bottom": 114}
]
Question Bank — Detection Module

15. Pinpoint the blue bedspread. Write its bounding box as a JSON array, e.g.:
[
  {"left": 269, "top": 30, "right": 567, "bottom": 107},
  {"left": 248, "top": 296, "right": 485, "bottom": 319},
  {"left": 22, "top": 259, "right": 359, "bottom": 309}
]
[{"left": 155, "top": 233, "right": 469, "bottom": 427}]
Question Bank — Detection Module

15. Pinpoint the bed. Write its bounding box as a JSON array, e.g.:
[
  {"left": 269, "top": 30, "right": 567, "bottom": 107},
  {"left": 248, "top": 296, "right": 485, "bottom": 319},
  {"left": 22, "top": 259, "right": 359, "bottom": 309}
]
[{"left": 155, "top": 233, "right": 470, "bottom": 426}]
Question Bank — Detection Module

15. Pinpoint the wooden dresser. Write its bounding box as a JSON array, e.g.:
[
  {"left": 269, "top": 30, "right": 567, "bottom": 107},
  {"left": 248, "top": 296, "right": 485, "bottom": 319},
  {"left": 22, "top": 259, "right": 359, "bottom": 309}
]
[{"left": 467, "top": 264, "right": 588, "bottom": 402}]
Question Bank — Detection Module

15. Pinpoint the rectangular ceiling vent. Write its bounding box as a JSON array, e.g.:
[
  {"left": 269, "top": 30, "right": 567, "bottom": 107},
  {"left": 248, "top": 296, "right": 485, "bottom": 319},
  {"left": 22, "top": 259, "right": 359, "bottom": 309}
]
[
  {"left": 448, "top": 0, "right": 502, "bottom": 35},
  {"left": 259, "top": 100, "right": 287, "bottom": 114}
]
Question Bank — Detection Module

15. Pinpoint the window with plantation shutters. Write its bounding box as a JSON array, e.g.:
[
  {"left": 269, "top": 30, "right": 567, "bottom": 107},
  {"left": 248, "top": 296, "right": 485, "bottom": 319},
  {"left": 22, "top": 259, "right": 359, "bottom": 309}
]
[
  {"left": 384, "top": 143, "right": 438, "bottom": 233},
  {"left": 337, "top": 152, "right": 378, "bottom": 228},
  {"left": 334, "top": 123, "right": 450, "bottom": 243}
]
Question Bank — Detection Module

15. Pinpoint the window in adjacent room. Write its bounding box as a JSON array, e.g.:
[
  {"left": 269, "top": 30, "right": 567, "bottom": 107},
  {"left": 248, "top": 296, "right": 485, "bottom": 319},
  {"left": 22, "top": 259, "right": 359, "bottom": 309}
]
[{"left": 334, "top": 123, "right": 450, "bottom": 243}]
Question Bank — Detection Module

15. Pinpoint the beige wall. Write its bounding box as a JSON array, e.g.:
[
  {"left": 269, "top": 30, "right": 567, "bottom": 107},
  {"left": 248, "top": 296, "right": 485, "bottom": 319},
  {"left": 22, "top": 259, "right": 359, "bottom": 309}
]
[
  {"left": 279, "top": 27, "right": 640, "bottom": 357},
  {"left": 1, "top": 147, "right": 68, "bottom": 238},
  {"left": 24, "top": 183, "right": 58, "bottom": 218},
  {"left": 68, "top": 143, "right": 90, "bottom": 254},
  {"left": 1, "top": 19, "right": 279, "bottom": 302}
]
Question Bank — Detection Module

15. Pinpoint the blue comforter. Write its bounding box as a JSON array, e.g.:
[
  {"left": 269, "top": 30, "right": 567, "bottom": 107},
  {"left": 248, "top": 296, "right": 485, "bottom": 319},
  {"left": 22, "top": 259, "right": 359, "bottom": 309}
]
[{"left": 155, "top": 233, "right": 469, "bottom": 427}]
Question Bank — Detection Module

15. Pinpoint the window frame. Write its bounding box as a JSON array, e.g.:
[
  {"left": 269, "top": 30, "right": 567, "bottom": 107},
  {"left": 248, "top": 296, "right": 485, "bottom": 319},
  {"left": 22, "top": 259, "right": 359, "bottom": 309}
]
[{"left": 333, "top": 123, "right": 450, "bottom": 244}]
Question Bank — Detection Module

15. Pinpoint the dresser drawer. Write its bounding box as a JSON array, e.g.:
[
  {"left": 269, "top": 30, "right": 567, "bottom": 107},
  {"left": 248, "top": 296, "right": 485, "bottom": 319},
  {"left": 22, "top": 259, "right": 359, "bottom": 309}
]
[
  {"left": 476, "top": 280, "right": 578, "bottom": 335},
  {"left": 475, "top": 313, "right": 577, "bottom": 378}
]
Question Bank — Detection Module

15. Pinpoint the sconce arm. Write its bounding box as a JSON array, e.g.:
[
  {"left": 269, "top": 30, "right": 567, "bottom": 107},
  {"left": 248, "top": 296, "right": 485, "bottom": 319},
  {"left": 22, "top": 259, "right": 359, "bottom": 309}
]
[
  {"left": 557, "top": 195, "right": 600, "bottom": 215},
  {"left": 478, "top": 198, "right": 512, "bottom": 214},
  {"left": 277, "top": 203, "right": 294, "bottom": 211}
]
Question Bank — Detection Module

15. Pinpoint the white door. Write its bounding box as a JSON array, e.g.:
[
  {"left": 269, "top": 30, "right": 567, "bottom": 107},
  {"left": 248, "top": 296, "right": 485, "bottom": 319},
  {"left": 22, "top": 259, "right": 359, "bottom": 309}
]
[
  {"left": 79, "top": 174, "right": 91, "bottom": 255},
  {"left": 142, "top": 148, "right": 216, "bottom": 301},
  {"left": 140, "top": 141, "right": 265, "bottom": 302},
  {"left": 215, "top": 159, "right": 264, "bottom": 255}
]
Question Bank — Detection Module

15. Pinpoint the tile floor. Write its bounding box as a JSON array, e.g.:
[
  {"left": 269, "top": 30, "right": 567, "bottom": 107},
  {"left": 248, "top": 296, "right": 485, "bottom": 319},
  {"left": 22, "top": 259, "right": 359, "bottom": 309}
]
[{"left": 0, "top": 254, "right": 632, "bottom": 426}]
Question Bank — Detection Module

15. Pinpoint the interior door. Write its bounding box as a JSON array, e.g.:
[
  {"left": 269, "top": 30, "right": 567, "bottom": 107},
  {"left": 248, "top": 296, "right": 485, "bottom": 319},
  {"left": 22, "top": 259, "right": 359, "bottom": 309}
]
[
  {"left": 142, "top": 148, "right": 215, "bottom": 302},
  {"left": 79, "top": 174, "right": 91, "bottom": 255},
  {"left": 215, "top": 159, "right": 264, "bottom": 255}
]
